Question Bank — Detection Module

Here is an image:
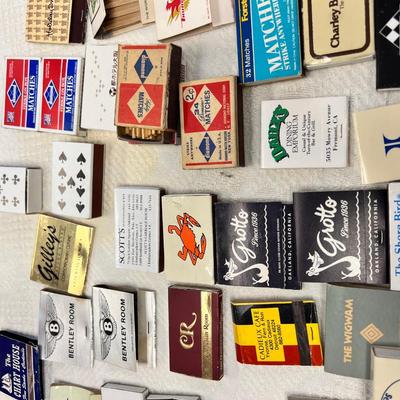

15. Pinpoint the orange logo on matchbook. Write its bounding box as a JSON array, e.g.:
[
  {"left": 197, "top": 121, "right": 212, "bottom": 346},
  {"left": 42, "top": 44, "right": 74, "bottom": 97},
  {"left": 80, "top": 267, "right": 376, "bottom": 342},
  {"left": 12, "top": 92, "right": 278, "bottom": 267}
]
[
  {"left": 168, "top": 213, "right": 207, "bottom": 265},
  {"left": 166, "top": 0, "right": 190, "bottom": 24}
]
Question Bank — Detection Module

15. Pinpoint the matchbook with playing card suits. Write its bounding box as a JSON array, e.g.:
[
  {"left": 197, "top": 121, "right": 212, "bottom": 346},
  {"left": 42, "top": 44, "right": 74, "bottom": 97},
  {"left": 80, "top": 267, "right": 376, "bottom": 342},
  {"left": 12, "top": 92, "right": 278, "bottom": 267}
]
[
  {"left": 0, "top": 166, "right": 42, "bottom": 214},
  {"left": 52, "top": 142, "right": 104, "bottom": 219}
]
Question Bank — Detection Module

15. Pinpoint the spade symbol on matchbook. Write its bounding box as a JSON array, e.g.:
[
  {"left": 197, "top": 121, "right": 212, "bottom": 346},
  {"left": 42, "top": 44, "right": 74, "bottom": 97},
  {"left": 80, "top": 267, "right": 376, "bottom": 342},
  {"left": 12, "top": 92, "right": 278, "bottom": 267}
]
[
  {"left": 76, "top": 202, "right": 85, "bottom": 213},
  {"left": 58, "top": 184, "right": 66, "bottom": 194},
  {"left": 77, "top": 153, "right": 86, "bottom": 165},
  {"left": 77, "top": 170, "right": 86, "bottom": 181},
  {"left": 67, "top": 177, "right": 75, "bottom": 188},
  {"left": 59, "top": 152, "right": 67, "bottom": 163},
  {"left": 58, "top": 200, "right": 66, "bottom": 210},
  {"left": 76, "top": 186, "right": 85, "bottom": 197},
  {"left": 58, "top": 168, "right": 67, "bottom": 178}
]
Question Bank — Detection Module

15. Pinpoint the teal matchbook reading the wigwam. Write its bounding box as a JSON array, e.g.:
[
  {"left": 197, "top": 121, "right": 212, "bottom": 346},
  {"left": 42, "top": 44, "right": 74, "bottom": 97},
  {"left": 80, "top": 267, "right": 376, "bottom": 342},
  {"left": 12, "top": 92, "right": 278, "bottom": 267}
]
[
  {"left": 325, "top": 284, "right": 400, "bottom": 379},
  {"left": 234, "top": 0, "right": 302, "bottom": 85}
]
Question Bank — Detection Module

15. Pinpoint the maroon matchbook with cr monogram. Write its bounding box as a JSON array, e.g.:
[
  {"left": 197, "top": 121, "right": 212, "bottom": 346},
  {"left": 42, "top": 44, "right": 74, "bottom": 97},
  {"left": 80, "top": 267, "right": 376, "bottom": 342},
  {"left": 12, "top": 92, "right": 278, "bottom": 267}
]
[{"left": 168, "top": 285, "right": 223, "bottom": 380}]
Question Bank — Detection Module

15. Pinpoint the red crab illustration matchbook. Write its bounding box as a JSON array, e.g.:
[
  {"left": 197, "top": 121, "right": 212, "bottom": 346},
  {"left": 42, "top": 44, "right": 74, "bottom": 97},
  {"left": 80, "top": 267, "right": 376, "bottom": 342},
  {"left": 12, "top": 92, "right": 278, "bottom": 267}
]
[{"left": 162, "top": 194, "right": 215, "bottom": 285}]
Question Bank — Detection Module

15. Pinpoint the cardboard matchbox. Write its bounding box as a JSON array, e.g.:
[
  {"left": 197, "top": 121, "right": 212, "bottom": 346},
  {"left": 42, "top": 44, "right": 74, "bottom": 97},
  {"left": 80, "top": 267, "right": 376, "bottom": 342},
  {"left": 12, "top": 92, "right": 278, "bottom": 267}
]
[
  {"left": 115, "top": 44, "right": 182, "bottom": 135},
  {"left": 25, "top": 0, "right": 88, "bottom": 44},
  {"left": 180, "top": 76, "right": 244, "bottom": 169},
  {"left": 0, "top": 166, "right": 42, "bottom": 214}
]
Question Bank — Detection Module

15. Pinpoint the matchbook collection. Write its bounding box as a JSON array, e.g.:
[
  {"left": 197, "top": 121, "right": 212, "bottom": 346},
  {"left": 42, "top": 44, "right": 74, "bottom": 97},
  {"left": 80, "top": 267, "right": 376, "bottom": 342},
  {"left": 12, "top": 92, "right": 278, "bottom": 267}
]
[{"left": 1, "top": 1, "right": 400, "bottom": 400}]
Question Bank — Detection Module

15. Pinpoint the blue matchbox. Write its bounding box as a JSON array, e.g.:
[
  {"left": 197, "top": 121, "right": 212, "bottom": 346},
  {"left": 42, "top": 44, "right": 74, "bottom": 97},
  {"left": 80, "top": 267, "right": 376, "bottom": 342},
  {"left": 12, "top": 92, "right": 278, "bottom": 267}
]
[
  {"left": 0, "top": 332, "right": 42, "bottom": 400},
  {"left": 234, "top": 0, "right": 302, "bottom": 84}
]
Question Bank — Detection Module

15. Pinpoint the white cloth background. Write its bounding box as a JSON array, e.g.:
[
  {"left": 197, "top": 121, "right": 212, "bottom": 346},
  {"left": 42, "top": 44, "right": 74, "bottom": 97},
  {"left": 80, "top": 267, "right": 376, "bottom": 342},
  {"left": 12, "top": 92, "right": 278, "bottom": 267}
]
[{"left": 0, "top": 1, "right": 395, "bottom": 399}]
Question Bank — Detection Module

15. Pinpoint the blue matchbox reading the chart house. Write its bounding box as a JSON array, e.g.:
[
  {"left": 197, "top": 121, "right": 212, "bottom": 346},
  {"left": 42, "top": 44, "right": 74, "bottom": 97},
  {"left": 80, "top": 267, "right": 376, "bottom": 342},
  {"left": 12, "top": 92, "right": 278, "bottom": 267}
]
[
  {"left": 0, "top": 332, "right": 42, "bottom": 400},
  {"left": 234, "top": 0, "right": 302, "bottom": 85}
]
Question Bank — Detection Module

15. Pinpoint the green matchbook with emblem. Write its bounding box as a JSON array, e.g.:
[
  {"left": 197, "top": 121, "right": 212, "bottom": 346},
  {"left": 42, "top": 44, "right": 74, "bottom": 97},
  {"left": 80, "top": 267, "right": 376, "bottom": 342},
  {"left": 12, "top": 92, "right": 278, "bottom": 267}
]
[
  {"left": 261, "top": 97, "right": 348, "bottom": 169},
  {"left": 325, "top": 284, "right": 400, "bottom": 379}
]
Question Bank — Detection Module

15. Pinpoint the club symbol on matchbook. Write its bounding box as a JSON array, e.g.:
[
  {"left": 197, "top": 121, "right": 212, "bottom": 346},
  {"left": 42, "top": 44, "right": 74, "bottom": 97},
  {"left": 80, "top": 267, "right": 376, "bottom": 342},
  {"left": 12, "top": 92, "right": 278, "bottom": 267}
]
[
  {"left": 12, "top": 175, "right": 20, "bottom": 185},
  {"left": 1, "top": 174, "right": 9, "bottom": 185}
]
